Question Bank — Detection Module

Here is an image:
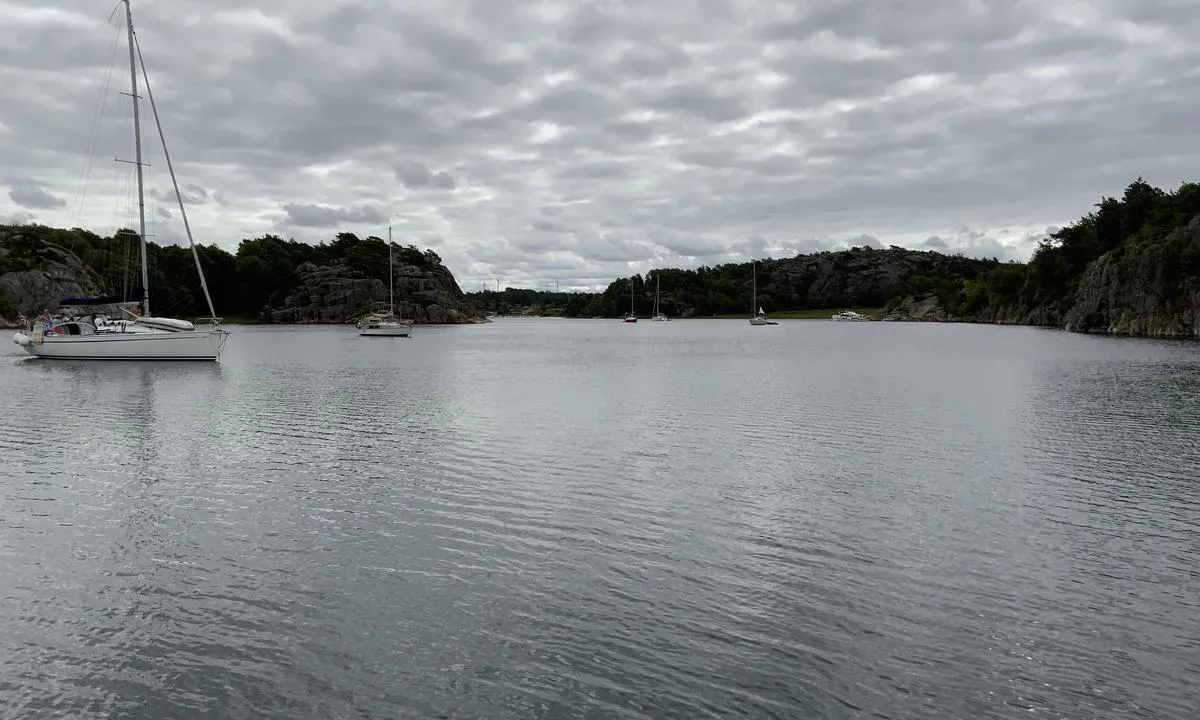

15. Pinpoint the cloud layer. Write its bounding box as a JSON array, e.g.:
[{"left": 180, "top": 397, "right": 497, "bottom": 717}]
[{"left": 1, "top": 0, "right": 1197, "bottom": 289}]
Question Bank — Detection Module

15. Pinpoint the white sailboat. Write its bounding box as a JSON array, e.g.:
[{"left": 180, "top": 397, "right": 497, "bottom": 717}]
[
  {"left": 12, "top": 0, "right": 229, "bottom": 361},
  {"left": 623, "top": 278, "right": 638, "bottom": 322},
  {"left": 357, "top": 226, "right": 413, "bottom": 337},
  {"left": 748, "top": 261, "right": 777, "bottom": 326},
  {"left": 651, "top": 274, "right": 667, "bottom": 321}
]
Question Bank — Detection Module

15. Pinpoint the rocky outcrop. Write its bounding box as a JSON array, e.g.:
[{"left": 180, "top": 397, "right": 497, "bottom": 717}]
[
  {"left": 0, "top": 230, "right": 108, "bottom": 326},
  {"left": 880, "top": 296, "right": 952, "bottom": 322},
  {"left": 878, "top": 213, "right": 1200, "bottom": 337},
  {"left": 765, "top": 246, "right": 997, "bottom": 309},
  {"left": 1, "top": 224, "right": 488, "bottom": 326},
  {"left": 263, "top": 260, "right": 487, "bottom": 324},
  {"left": 1061, "top": 218, "right": 1200, "bottom": 338},
  {"left": 882, "top": 297, "right": 1064, "bottom": 326}
]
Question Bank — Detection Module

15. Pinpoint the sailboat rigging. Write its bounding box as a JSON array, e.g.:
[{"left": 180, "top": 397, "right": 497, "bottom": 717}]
[
  {"left": 623, "top": 277, "right": 638, "bottom": 322},
  {"left": 748, "top": 261, "right": 777, "bottom": 326},
  {"left": 12, "top": 0, "right": 229, "bottom": 360},
  {"left": 652, "top": 274, "right": 667, "bottom": 321}
]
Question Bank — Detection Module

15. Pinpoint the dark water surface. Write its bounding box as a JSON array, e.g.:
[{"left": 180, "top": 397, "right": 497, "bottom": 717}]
[{"left": 2, "top": 319, "right": 1197, "bottom": 719}]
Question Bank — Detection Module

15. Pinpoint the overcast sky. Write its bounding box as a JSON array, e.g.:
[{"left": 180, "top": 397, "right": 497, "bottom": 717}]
[{"left": 1, "top": 0, "right": 1196, "bottom": 290}]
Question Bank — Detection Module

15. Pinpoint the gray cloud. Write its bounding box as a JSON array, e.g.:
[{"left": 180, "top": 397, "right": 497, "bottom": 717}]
[
  {"left": 395, "top": 161, "right": 456, "bottom": 190},
  {"left": 530, "top": 218, "right": 570, "bottom": 233},
  {"left": 280, "top": 202, "right": 388, "bottom": 228},
  {"left": 1, "top": 0, "right": 1197, "bottom": 290},
  {"left": 1, "top": 210, "right": 37, "bottom": 225},
  {"left": 150, "top": 184, "right": 221, "bottom": 205},
  {"left": 6, "top": 177, "right": 66, "bottom": 210}
]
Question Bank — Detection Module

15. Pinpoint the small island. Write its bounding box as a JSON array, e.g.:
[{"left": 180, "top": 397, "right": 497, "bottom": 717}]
[
  {"left": 468, "top": 179, "right": 1199, "bottom": 339},
  {"left": 0, "top": 229, "right": 486, "bottom": 326}
]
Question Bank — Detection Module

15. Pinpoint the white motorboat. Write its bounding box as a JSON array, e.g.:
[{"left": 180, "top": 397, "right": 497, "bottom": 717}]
[{"left": 832, "top": 311, "right": 871, "bottom": 321}]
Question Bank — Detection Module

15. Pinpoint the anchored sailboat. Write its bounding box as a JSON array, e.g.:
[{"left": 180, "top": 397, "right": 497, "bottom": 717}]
[
  {"left": 652, "top": 274, "right": 667, "bottom": 321},
  {"left": 748, "top": 261, "right": 777, "bottom": 326},
  {"left": 12, "top": 0, "right": 229, "bottom": 361},
  {"left": 357, "top": 226, "right": 413, "bottom": 337},
  {"left": 623, "top": 277, "right": 638, "bottom": 322}
]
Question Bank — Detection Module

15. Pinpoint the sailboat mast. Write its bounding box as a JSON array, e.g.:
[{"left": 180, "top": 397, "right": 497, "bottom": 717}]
[
  {"left": 123, "top": 0, "right": 149, "bottom": 317},
  {"left": 751, "top": 261, "right": 756, "bottom": 314},
  {"left": 387, "top": 225, "right": 394, "bottom": 313},
  {"left": 134, "top": 30, "right": 217, "bottom": 320}
]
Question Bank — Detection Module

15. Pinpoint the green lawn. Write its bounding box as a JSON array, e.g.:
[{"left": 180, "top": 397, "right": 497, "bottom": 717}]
[{"left": 711, "top": 307, "right": 883, "bottom": 320}]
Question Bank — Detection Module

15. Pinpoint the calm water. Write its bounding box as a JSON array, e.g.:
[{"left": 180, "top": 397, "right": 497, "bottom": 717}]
[{"left": 1, "top": 319, "right": 1197, "bottom": 719}]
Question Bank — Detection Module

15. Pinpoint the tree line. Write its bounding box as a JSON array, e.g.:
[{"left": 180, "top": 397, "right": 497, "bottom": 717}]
[
  {"left": 0, "top": 227, "right": 443, "bottom": 320},
  {"left": 468, "top": 179, "right": 1200, "bottom": 320},
  {"left": 6, "top": 178, "right": 1194, "bottom": 322}
]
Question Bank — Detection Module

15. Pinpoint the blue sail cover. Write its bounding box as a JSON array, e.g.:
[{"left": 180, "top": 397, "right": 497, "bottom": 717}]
[{"left": 60, "top": 288, "right": 144, "bottom": 306}]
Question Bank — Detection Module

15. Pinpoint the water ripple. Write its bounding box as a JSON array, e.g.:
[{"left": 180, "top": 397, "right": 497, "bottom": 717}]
[{"left": 1, "top": 323, "right": 1197, "bottom": 718}]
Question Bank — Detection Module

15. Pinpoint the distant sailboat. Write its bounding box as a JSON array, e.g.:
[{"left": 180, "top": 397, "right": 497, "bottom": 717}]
[
  {"left": 651, "top": 274, "right": 667, "bottom": 321},
  {"left": 357, "top": 226, "right": 413, "bottom": 337},
  {"left": 623, "top": 278, "right": 638, "bottom": 322},
  {"left": 748, "top": 261, "right": 777, "bottom": 326}
]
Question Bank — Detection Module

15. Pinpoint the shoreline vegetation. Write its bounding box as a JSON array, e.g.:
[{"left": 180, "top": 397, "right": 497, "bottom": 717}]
[
  {"left": 2, "top": 179, "right": 1197, "bottom": 337},
  {"left": 480, "top": 308, "right": 886, "bottom": 320},
  {"left": 0, "top": 229, "right": 484, "bottom": 326},
  {"left": 468, "top": 179, "right": 1199, "bottom": 338}
]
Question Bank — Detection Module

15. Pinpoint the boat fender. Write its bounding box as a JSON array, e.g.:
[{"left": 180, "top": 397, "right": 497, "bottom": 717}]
[{"left": 12, "top": 332, "right": 29, "bottom": 346}]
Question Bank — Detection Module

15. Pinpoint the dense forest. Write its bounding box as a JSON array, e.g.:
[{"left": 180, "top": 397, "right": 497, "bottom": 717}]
[
  {"left": 0, "top": 227, "right": 447, "bottom": 320},
  {"left": 468, "top": 179, "right": 1200, "bottom": 334}
]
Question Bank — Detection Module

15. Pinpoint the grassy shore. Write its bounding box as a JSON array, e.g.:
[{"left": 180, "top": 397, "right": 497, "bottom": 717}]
[{"left": 711, "top": 307, "right": 883, "bottom": 320}]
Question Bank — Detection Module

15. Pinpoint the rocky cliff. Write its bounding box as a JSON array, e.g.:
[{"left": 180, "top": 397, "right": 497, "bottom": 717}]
[
  {"left": 881, "top": 182, "right": 1200, "bottom": 338},
  {"left": 263, "top": 259, "right": 485, "bottom": 324},
  {"left": 0, "top": 228, "right": 108, "bottom": 326},
  {"left": 1061, "top": 215, "right": 1200, "bottom": 337}
]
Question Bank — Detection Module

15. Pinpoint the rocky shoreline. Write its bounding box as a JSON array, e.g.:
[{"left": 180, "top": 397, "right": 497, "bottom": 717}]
[
  {"left": 875, "top": 216, "right": 1200, "bottom": 339},
  {"left": 0, "top": 226, "right": 488, "bottom": 327},
  {"left": 256, "top": 261, "right": 487, "bottom": 325}
]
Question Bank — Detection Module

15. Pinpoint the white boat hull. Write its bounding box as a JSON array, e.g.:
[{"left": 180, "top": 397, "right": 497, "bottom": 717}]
[
  {"left": 13, "top": 328, "right": 229, "bottom": 361},
  {"left": 359, "top": 323, "right": 412, "bottom": 337},
  {"left": 831, "top": 311, "right": 870, "bottom": 321}
]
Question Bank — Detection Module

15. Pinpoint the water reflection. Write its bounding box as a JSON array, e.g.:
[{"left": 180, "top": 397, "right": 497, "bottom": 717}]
[{"left": 1, "top": 323, "right": 1197, "bottom": 719}]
